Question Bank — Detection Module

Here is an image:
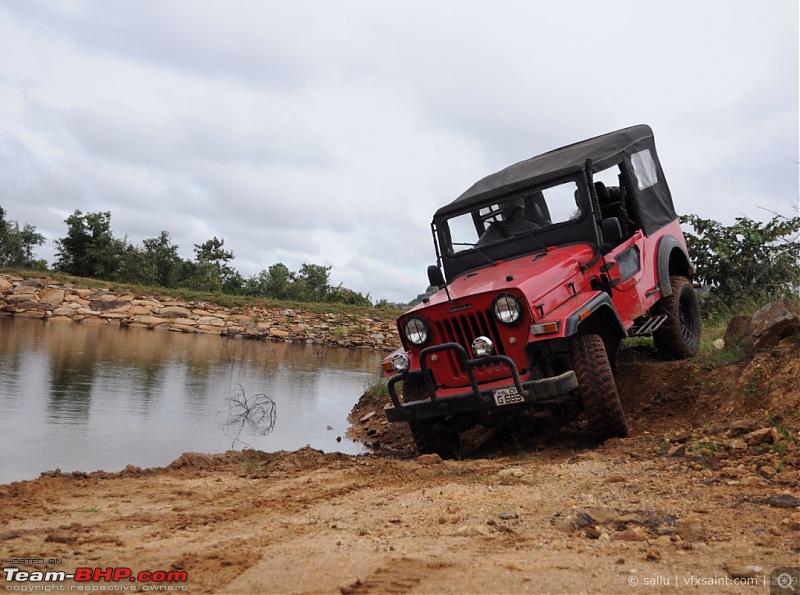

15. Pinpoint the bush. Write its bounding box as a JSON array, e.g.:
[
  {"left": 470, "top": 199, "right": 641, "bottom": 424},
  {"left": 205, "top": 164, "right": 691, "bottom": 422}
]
[{"left": 680, "top": 213, "right": 800, "bottom": 310}]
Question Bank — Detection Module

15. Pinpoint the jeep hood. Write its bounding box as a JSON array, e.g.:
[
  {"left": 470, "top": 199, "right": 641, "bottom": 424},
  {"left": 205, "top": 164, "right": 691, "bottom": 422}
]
[{"left": 417, "top": 244, "right": 596, "bottom": 311}]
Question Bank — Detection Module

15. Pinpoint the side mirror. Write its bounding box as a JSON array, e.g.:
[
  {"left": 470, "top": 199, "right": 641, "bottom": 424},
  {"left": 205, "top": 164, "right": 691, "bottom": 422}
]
[{"left": 427, "top": 265, "right": 445, "bottom": 289}]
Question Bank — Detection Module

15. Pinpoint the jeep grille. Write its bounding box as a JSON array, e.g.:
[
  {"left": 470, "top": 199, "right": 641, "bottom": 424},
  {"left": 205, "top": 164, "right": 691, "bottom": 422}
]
[{"left": 432, "top": 309, "right": 509, "bottom": 385}]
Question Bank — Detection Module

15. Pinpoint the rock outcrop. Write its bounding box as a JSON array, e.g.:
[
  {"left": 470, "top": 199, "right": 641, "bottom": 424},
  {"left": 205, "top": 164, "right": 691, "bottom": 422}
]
[
  {"left": 0, "top": 274, "right": 400, "bottom": 351},
  {"left": 723, "top": 296, "right": 800, "bottom": 351}
]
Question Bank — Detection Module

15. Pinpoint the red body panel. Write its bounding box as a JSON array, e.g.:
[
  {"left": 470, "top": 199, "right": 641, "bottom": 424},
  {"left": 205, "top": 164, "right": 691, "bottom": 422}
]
[{"left": 385, "top": 219, "right": 689, "bottom": 391}]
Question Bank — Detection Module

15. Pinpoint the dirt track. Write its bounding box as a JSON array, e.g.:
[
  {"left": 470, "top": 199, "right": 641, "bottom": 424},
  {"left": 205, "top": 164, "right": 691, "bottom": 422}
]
[{"left": 2, "top": 340, "right": 799, "bottom": 594}]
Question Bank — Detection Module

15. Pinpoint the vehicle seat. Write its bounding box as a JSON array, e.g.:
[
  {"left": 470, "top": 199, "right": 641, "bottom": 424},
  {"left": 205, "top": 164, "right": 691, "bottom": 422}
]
[
  {"left": 595, "top": 182, "right": 630, "bottom": 240},
  {"left": 529, "top": 202, "right": 547, "bottom": 226}
]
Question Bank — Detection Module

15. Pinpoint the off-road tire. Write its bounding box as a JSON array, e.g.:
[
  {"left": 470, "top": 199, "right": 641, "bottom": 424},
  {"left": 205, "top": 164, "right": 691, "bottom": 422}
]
[
  {"left": 403, "top": 379, "right": 460, "bottom": 459},
  {"left": 570, "top": 334, "right": 628, "bottom": 441},
  {"left": 652, "top": 276, "right": 701, "bottom": 360}
]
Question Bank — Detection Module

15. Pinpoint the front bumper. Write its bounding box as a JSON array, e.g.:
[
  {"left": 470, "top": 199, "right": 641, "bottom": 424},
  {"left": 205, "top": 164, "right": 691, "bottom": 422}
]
[{"left": 385, "top": 342, "right": 578, "bottom": 422}]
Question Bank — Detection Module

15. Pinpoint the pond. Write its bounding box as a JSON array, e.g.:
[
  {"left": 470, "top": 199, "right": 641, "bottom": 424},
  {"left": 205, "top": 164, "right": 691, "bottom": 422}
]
[{"left": 0, "top": 317, "right": 385, "bottom": 484}]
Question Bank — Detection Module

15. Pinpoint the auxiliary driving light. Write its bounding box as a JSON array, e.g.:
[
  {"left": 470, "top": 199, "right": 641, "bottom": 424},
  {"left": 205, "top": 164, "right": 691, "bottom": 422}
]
[
  {"left": 471, "top": 336, "right": 494, "bottom": 357},
  {"left": 390, "top": 352, "right": 410, "bottom": 372},
  {"left": 493, "top": 293, "right": 522, "bottom": 325}
]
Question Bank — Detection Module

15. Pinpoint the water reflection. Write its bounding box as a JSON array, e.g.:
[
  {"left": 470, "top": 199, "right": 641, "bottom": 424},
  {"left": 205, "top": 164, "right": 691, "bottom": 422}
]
[{"left": 0, "top": 317, "right": 384, "bottom": 483}]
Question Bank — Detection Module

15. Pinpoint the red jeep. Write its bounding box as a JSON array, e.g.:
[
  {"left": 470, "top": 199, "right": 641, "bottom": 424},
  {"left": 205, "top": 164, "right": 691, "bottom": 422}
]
[{"left": 382, "top": 125, "right": 701, "bottom": 456}]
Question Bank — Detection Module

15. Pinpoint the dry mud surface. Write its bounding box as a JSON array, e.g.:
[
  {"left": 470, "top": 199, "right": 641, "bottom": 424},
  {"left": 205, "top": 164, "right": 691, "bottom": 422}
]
[{"left": 2, "top": 341, "right": 800, "bottom": 594}]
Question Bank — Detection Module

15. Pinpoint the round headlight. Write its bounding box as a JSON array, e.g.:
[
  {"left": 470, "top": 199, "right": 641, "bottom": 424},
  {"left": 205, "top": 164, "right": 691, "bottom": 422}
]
[
  {"left": 493, "top": 293, "right": 522, "bottom": 325},
  {"left": 403, "top": 316, "right": 429, "bottom": 345},
  {"left": 390, "top": 353, "right": 410, "bottom": 372},
  {"left": 471, "top": 336, "right": 494, "bottom": 358}
]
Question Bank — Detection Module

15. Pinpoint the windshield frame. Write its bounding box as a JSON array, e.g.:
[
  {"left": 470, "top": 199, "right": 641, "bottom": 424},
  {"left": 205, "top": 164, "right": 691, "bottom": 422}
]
[{"left": 433, "top": 174, "right": 602, "bottom": 282}]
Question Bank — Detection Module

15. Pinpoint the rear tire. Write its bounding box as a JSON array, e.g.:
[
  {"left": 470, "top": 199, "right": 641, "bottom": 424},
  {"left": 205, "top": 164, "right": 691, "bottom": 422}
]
[
  {"left": 403, "top": 379, "right": 460, "bottom": 458},
  {"left": 570, "top": 334, "right": 628, "bottom": 441},
  {"left": 652, "top": 276, "right": 701, "bottom": 360}
]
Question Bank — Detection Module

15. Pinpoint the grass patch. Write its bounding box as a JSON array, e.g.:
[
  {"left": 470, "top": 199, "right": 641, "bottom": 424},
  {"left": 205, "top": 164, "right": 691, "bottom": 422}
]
[
  {"left": 363, "top": 374, "right": 389, "bottom": 398},
  {"left": 238, "top": 458, "right": 267, "bottom": 476}
]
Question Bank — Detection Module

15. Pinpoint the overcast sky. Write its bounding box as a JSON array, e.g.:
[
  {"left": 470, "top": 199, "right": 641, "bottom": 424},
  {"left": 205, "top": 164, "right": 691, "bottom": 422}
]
[{"left": 0, "top": 1, "right": 797, "bottom": 303}]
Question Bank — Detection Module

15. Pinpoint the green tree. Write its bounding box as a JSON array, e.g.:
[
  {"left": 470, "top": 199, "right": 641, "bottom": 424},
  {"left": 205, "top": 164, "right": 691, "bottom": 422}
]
[
  {"left": 328, "top": 285, "right": 372, "bottom": 306},
  {"left": 290, "top": 263, "right": 332, "bottom": 302},
  {"left": 680, "top": 213, "right": 800, "bottom": 309},
  {"left": 54, "top": 210, "right": 121, "bottom": 279},
  {"left": 116, "top": 240, "right": 147, "bottom": 284},
  {"left": 265, "top": 263, "right": 291, "bottom": 299},
  {"left": 191, "top": 236, "right": 237, "bottom": 292},
  {"left": 0, "top": 206, "right": 46, "bottom": 269},
  {"left": 142, "top": 231, "right": 181, "bottom": 287},
  {"left": 243, "top": 264, "right": 291, "bottom": 299}
]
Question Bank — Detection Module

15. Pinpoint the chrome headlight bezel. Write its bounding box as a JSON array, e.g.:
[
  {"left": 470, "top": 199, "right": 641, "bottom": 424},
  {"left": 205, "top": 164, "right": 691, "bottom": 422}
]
[
  {"left": 403, "top": 316, "right": 429, "bottom": 345},
  {"left": 492, "top": 293, "right": 523, "bottom": 325}
]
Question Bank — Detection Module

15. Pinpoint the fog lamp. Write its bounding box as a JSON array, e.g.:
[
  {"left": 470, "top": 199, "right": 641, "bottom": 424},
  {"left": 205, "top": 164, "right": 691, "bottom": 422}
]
[
  {"left": 390, "top": 352, "right": 410, "bottom": 372},
  {"left": 471, "top": 336, "right": 494, "bottom": 357}
]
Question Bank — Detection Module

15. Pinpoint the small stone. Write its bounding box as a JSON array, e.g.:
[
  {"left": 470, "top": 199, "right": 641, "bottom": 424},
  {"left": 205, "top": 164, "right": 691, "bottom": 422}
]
[
  {"left": 645, "top": 548, "right": 661, "bottom": 561},
  {"left": 416, "top": 453, "right": 443, "bottom": 466},
  {"left": 667, "top": 444, "right": 686, "bottom": 457},
  {"left": 583, "top": 507, "right": 618, "bottom": 525},
  {"left": 712, "top": 338, "right": 725, "bottom": 350},
  {"left": 613, "top": 527, "right": 648, "bottom": 542},
  {"left": 497, "top": 467, "right": 525, "bottom": 478},
  {"left": 765, "top": 494, "right": 800, "bottom": 508},
  {"left": 740, "top": 475, "right": 768, "bottom": 487},
  {"left": 498, "top": 511, "right": 519, "bottom": 520},
  {"left": 728, "top": 439, "right": 749, "bottom": 451},
  {"left": 603, "top": 475, "right": 627, "bottom": 483},
  {"left": 359, "top": 411, "right": 376, "bottom": 423},
  {"left": 584, "top": 526, "right": 602, "bottom": 539},
  {"left": 724, "top": 564, "right": 761, "bottom": 580},
  {"left": 744, "top": 428, "right": 775, "bottom": 445},
  {"left": 730, "top": 419, "right": 758, "bottom": 434},
  {"left": 759, "top": 466, "right": 777, "bottom": 478},
  {"left": 788, "top": 512, "right": 800, "bottom": 531},
  {"left": 159, "top": 305, "right": 192, "bottom": 318},
  {"left": 721, "top": 466, "right": 747, "bottom": 477},
  {"left": 670, "top": 431, "right": 693, "bottom": 444},
  {"left": 675, "top": 517, "right": 705, "bottom": 541}
]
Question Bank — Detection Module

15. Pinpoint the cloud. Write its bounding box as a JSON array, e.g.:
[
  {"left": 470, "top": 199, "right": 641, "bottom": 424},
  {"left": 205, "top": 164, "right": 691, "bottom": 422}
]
[{"left": 0, "top": 0, "right": 796, "bottom": 302}]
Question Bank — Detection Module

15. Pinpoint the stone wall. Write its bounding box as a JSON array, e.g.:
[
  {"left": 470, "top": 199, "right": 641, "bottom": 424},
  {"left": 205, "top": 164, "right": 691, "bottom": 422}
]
[{"left": 0, "top": 274, "right": 400, "bottom": 352}]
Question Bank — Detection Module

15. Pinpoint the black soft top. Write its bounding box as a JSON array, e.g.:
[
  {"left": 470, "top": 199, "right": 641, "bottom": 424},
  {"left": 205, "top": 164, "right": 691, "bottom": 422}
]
[{"left": 436, "top": 124, "right": 677, "bottom": 236}]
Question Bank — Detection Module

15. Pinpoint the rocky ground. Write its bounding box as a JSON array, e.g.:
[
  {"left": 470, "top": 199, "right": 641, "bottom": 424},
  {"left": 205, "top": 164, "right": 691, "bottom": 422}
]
[
  {"left": 2, "top": 337, "right": 799, "bottom": 593},
  {"left": 0, "top": 273, "right": 400, "bottom": 350}
]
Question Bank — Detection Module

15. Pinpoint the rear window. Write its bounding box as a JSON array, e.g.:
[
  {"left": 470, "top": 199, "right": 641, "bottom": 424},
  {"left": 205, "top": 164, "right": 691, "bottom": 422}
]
[{"left": 631, "top": 149, "right": 658, "bottom": 190}]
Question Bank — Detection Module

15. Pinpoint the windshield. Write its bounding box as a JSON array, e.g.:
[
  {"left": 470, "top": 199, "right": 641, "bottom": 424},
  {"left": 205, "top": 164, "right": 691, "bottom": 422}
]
[{"left": 443, "top": 180, "right": 582, "bottom": 255}]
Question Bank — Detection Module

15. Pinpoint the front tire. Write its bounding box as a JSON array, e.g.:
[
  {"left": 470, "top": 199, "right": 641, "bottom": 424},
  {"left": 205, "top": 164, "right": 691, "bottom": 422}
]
[
  {"left": 403, "top": 379, "right": 460, "bottom": 458},
  {"left": 570, "top": 334, "right": 628, "bottom": 441},
  {"left": 652, "top": 276, "right": 701, "bottom": 360}
]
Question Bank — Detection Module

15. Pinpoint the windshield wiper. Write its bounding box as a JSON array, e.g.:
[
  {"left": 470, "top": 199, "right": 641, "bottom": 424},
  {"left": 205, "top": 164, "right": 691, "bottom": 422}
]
[{"left": 452, "top": 242, "right": 499, "bottom": 266}]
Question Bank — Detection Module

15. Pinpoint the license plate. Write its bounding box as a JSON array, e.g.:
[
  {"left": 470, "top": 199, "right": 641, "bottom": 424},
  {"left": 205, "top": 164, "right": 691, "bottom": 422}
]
[{"left": 493, "top": 386, "right": 525, "bottom": 406}]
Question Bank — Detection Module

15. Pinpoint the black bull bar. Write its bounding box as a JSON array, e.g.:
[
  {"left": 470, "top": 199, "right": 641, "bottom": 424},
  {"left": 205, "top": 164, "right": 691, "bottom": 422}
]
[{"left": 385, "top": 342, "right": 578, "bottom": 422}]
